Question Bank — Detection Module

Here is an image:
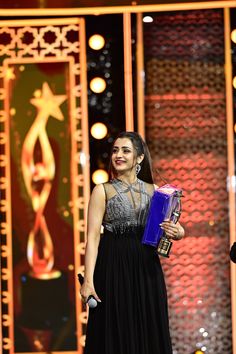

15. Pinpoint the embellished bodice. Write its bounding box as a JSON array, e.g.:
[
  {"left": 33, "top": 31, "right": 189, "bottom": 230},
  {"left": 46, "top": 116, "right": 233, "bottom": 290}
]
[{"left": 102, "top": 179, "right": 154, "bottom": 233}]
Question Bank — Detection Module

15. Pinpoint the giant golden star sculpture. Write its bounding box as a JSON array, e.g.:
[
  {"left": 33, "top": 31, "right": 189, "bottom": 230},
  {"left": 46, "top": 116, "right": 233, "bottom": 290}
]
[{"left": 30, "top": 82, "right": 67, "bottom": 120}]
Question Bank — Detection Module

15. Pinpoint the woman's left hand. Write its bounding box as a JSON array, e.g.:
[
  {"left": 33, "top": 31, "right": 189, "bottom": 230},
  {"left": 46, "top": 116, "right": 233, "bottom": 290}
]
[{"left": 160, "top": 220, "right": 184, "bottom": 241}]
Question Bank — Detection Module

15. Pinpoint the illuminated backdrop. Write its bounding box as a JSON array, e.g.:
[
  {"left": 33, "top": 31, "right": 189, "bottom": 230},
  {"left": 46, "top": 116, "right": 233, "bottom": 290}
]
[
  {"left": 144, "top": 9, "right": 232, "bottom": 353},
  {"left": 0, "top": 6, "right": 235, "bottom": 354}
]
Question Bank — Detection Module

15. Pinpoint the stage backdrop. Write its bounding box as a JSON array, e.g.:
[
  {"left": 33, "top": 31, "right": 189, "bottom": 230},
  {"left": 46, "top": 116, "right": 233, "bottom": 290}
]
[
  {"left": 144, "top": 9, "right": 232, "bottom": 354},
  {"left": 0, "top": 18, "right": 89, "bottom": 354}
]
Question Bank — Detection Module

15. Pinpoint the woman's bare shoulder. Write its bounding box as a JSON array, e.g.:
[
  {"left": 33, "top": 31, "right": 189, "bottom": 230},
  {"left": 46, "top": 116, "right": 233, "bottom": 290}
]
[{"left": 90, "top": 183, "right": 106, "bottom": 200}]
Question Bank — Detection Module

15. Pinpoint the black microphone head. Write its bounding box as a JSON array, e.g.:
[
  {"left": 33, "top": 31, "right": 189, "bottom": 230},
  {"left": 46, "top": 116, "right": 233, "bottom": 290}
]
[
  {"left": 77, "top": 274, "right": 84, "bottom": 285},
  {"left": 230, "top": 242, "right": 236, "bottom": 263}
]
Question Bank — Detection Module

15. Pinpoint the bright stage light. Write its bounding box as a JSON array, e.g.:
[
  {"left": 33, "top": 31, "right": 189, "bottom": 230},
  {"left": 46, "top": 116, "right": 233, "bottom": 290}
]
[
  {"left": 92, "top": 169, "right": 109, "bottom": 184},
  {"left": 91, "top": 123, "right": 108, "bottom": 139},
  {"left": 143, "top": 16, "right": 153, "bottom": 23},
  {"left": 88, "top": 34, "right": 105, "bottom": 50},
  {"left": 231, "top": 29, "right": 236, "bottom": 43},
  {"left": 90, "top": 77, "right": 106, "bottom": 93},
  {"left": 233, "top": 76, "right": 236, "bottom": 89},
  {"left": 5, "top": 67, "right": 15, "bottom": 80}
]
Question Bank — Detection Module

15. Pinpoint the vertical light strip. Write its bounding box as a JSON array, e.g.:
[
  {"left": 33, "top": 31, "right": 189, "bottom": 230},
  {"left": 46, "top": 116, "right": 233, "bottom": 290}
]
[
  {"left": 79, "top": 19, "right": 90, "bottom": 234},
  {"left": 136, "top": 13, "right": 145, "bottom": 139},
  {"left": 76, "top": 18, "right": 90, "bottom": 353},
  {"left": 4, "top": 67, "right": 14, "bottom": 354},
  {"left": 123, "top": 12, "right": 134, "bottom": 131},
  {"left": 0, "top": 273, "right": 1, "bottom": 354},
  {"left": 224, "top": 7, "right": 236, "bottom": 354},
  {"left": 70, "top": 55, "right": 83, "bottom": 353}
]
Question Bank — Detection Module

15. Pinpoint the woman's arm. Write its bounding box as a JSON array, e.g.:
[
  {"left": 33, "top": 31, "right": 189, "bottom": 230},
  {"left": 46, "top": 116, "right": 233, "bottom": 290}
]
[{"left": 80, "top": 184, "right": 105, "bottom": 303}]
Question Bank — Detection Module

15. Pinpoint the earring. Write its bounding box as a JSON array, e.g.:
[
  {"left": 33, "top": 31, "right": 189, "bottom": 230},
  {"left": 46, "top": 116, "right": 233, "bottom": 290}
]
[{"left": 135, "top": 164, "right": 141, "bottom": 175}]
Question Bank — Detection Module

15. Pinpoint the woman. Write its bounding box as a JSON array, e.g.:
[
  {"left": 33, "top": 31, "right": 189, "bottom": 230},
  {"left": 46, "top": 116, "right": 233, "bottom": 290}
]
[{"left": 80, "top": 131, "right": 185, "bottom": 354}]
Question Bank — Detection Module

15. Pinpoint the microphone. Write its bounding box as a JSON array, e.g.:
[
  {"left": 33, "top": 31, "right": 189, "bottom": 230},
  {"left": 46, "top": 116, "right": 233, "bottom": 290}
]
[
  {"left": 77, "top": 274, "right": 98, "bottom": 308},
  {"left": 230, "top": 242, "right": 236, "bottom": 263}
]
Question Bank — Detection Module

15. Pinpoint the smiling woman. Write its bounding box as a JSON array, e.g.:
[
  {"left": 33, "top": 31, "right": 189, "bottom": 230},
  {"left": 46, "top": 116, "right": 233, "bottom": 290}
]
[
  {"left": 109, "top": 131, "right": 154, "bottom": 184},
  {"left": 111, "top": 138, "right": 144, "bottom": 177},
  {"left": 80, "top": 131, "right": 184, "bottom": 354}
]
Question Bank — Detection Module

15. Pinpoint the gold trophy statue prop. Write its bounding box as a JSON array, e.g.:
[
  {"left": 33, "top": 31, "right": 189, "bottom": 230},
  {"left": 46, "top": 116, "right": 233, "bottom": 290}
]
[
  {"left": 21, "top": 82, "right": 66, "bottom": 279},
  {"left": 19, "top": 82, "right": 68, "bottom": 350}
]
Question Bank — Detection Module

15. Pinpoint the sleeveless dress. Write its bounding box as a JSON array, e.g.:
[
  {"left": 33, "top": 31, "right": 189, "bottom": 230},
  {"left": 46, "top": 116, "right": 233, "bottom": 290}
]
[{"left": 84, "top": 178, "right": 172, "bottom": 354}]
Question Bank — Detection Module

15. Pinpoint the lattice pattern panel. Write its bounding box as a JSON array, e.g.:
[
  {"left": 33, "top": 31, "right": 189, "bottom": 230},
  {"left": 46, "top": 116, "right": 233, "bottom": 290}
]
[
  {"left": 144, "top": 10, "right": 231, "bottom": 354},
  {"left": 0, "top": 19, "right": 88, "bottom": 354}
]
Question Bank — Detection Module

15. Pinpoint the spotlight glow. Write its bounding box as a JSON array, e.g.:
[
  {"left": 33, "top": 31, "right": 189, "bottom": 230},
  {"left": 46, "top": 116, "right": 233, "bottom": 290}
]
[
  {"left": 5, "top": 67, "right": 15, "bottom": 80},
  {"left": 90, "top": 77, "right": 106, "bottom": 93},
  {"left": 231, "top": 29, "right": 236, "bottom": 43},
  {"left": 91, "top": 123, "right": 108, "bottom": 139},
  {"left": 143, "top": 16, "right": 153, "bottom": 23},
  {"left": 88, "top": 34, "right": 105, "bottom": 50},
  {"left": 92, "top": 169, "right": 109, "bottom": 184},
  {"left": 233, "top": 76, "right": 236, "bottom": 89}
]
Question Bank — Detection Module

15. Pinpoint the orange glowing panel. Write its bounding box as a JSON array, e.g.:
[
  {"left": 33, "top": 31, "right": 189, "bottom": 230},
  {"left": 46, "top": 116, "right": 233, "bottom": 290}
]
[
  {"left": 0, "top": 18, "right": 89, "bottom": 354},
  {"left": 224, "top": 8, "right": 236, "bottom": 354},
  {"left": 123, "top": 12, "right": 134, "bottom": 131},
  {"left": 21, "top": 82, "right": 66, "bottom": 279}
]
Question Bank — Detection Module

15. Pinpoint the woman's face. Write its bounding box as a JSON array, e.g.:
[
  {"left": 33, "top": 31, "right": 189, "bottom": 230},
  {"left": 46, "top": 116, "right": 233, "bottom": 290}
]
[{"left": 111, "top": 137, "right": 137, "bottom": 175}]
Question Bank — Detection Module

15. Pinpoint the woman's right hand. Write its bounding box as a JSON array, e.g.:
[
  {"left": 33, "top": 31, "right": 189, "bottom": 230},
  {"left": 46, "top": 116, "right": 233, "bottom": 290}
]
[{"left": 80, "top": 282, "right": 101, "bottom": 304}]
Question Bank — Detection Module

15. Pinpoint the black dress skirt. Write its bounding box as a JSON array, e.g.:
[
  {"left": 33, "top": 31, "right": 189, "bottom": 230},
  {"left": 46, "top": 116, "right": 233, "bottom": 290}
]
[{"left": 84, "top": 226, "right": 172, "bottom": 354}]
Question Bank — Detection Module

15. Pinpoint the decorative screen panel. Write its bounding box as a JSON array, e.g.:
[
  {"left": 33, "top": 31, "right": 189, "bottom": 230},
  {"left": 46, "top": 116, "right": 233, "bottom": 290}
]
[
  {"left": 0, "top": 18, "right": 88, "bottom": 354},
  {"left": 144, "top": 9, "right": 232, "bottom": 353}
]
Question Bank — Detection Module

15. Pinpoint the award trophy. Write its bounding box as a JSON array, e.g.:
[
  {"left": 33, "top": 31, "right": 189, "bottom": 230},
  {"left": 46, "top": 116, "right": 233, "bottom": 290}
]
[
  {"left": 142, "top": 184, "right": 183, "bottom": 257},
  {"left": 18, "top": 83, "right": 68, "bottom": 351}
]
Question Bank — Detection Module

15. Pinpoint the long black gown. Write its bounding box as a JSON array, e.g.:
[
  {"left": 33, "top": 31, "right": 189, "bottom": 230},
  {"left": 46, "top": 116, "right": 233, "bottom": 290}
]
[{"left": 84, "top": 178, "right": 172, "bottom": 354}]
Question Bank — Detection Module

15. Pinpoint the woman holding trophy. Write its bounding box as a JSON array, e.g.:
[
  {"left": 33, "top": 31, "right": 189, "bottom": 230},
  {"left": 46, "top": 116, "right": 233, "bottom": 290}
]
[{"left": 80, "top": 131, "right": 185, "bottom": 354}]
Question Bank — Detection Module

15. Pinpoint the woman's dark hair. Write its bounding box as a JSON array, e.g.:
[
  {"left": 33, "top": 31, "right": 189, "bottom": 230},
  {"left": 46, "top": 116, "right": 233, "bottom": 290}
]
[{"left": 108, "top": 131, "right": 154, "bottom": 184}]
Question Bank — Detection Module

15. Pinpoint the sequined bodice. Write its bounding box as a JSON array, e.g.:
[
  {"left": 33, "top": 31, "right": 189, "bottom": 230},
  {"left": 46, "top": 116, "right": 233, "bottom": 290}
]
[{"left": 102, "top": 179, "right": 154, "bottom": 233}]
